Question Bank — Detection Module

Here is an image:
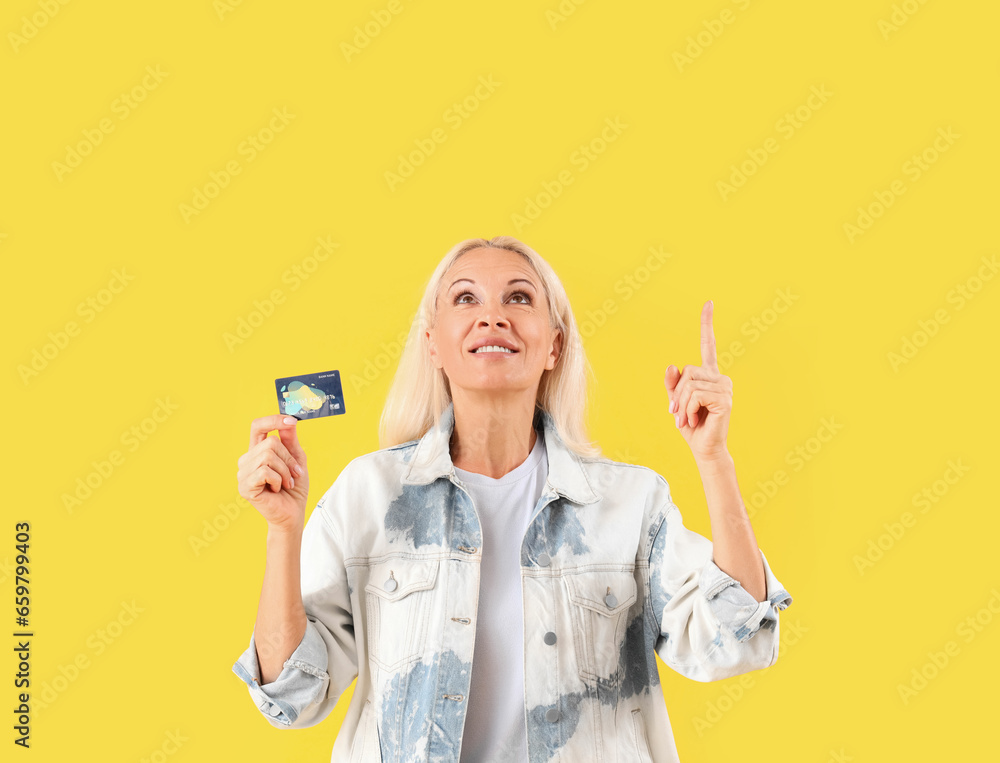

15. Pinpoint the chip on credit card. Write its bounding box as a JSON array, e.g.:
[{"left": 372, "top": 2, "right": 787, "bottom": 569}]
[{"left": 274, "top": 370, "right": 346, "bottom": 420}]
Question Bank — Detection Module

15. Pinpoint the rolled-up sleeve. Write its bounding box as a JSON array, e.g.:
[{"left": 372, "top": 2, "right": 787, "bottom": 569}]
[
  {"left": 647, "top": 497, "right": 793, "bottom": 683},
  {"left": 231, "top": 486, "right": 359, "bottom": 728},
  {"left": 231, "top": 618, "right": 332, "bottom": 727}
]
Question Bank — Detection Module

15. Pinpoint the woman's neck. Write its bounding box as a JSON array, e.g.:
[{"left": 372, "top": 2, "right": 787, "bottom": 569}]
[{"left": 449, "top": 397, "right": 538, "bottom": 479}]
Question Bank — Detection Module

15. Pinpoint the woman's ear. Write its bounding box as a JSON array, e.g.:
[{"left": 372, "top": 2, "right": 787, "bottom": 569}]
[
  {"left": 546, "top": 328, "right": 563, "bottom": 370},
  {"left": 426, "top": 328, "right": 442, "bottom": 370}
]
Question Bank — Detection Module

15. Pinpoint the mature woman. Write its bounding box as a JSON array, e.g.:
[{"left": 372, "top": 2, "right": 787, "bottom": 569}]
[{"left": 232, "top": 235, "right": 793, "bottom": 762}]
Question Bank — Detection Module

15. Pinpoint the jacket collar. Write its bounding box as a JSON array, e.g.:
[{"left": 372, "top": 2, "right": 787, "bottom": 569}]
[{"left": 401, "top": 401, "right": 600, "bottom": 505}]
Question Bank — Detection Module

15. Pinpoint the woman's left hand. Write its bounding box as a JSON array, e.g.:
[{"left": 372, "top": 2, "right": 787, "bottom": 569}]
[{"left": 664, "top": 300, "right": 733, "bottom": 462}]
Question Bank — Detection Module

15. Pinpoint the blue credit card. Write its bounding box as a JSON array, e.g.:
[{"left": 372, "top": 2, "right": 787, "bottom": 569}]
[{"left": 274, "top": 370, "right": 346, "bottom": 420}]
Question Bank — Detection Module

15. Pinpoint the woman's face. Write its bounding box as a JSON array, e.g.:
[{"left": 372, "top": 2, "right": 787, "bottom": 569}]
[{"left": 426, "top": 247, "right": 562, "bottom": 399}]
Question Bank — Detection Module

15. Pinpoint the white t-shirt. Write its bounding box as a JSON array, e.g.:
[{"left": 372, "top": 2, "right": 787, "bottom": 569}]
[{"left": 453, "top": 428, "right": 547, "bottom": 763}]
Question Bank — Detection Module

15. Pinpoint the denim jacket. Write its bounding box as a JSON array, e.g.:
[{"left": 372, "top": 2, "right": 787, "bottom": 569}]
[{"left": 232, "top": 401, "right": 793, "bottom": 762}]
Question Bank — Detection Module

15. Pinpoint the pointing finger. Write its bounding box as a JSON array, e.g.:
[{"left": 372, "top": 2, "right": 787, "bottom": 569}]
[{"left": 700, "top": 300, "right": 718, "bottom": 373}]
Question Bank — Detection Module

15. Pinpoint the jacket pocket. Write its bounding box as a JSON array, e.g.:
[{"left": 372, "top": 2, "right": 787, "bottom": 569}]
[
  {"left": 365, "top": 558, "right": 440, "bottom": 672},
  {"left": 564, "top": 569, "right": 638, "bottom": 681},
  {"left": 630, "top": 708, "right": 653, "bottom": 763}
]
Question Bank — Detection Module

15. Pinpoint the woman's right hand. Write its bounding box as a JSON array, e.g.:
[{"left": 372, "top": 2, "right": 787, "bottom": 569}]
[{"left": 237, "top": 415, "right": 309, "bottom": 532}]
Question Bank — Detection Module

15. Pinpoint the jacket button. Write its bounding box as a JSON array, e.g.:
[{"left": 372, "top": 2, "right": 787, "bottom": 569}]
[
  {"left": 384, "top": 572, "right": 398, "bottom": 592},
  {"left": 544, "top": 631, "right": 557, "bottom": 645},
  {"left": 605, "top": 591, "right": 618, "bottom": 608},
  {"left": 537, "top": 553, "right": 551, "bottom": 567},
  {"left": 268, "top": 704, "right": 281, "bottom": 717},
  {"left": 545, "top": 708, "right": 560, "bottom": 722}
]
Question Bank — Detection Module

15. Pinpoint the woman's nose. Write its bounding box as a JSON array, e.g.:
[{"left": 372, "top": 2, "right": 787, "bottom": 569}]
[
  {"left": 478, "top": 318, "right": 509, "bottom": 329},
  {"left": 477, "top": 301, "right": 509, "bottom": 327}
]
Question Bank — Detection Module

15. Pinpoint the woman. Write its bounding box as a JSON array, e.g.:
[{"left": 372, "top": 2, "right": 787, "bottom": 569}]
[{"left": 232, "top": 235, "right": 793, "bottom": 762}]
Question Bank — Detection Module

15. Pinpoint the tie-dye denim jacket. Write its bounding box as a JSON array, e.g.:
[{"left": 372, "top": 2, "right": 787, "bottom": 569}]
[{"left": 232, "top": 401, "right": 794, "bottom": 762}]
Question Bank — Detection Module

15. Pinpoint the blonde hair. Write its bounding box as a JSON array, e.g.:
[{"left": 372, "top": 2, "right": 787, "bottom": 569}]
[{"left": 378, "top": 235, "right": 601, "bottom": 458}]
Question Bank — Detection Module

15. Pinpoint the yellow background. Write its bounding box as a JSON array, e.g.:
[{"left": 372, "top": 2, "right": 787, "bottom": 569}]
[{"left": 3, "top": 0, "right": 997, "bottom": 760}]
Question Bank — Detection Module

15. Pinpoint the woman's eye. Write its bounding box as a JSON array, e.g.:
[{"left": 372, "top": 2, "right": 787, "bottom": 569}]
[{"left": 454, "top": 291, "right": 532, "bottom": 304}]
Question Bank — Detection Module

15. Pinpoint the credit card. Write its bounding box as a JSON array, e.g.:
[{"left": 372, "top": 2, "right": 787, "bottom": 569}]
[{"left": 274, "top": 370, "right": 346, "bottom": 420}]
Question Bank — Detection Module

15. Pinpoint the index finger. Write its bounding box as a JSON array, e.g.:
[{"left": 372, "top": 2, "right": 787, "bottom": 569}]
[
  {"left": 249, "top": 414, "right": 299, "bottom": 451},
  {"left": 700, "top": 300, "right": 718, "bottom": 373}
]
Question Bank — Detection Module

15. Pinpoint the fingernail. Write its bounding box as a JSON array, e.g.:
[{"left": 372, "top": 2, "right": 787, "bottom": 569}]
[
  {"left": 294, "top": 463, "right": 304, "bottom": 476},
  {"left": 283, "top": 416, "right": 297, "bottom": 425},
  {"left": 290, "top": 477, "right": 295, "bottom": 489}
]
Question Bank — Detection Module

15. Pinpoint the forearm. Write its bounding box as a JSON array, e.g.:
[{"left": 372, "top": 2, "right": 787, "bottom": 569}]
[
  {"left": 695, "top": 451, "right": 766, "bottom": 602},
  {"left": 254, "top": 525, "right": 308, "bottom": 685}
]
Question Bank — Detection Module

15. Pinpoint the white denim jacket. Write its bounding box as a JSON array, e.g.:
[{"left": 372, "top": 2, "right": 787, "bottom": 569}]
[{"left": 232, "top": 401, "right": 793, "bottom": 762}]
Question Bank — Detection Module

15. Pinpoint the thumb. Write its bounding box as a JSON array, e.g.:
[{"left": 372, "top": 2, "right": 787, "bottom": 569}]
[{"left": 664, "top": 365, "right": 680, "bottom": 394}]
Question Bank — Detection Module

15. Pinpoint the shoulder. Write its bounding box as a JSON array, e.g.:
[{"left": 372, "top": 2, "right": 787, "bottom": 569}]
[
  {"left": 312, "top": 439, "right": 421, "bottom": 526},
  {"left": 577, "top": 453, "right": 673, "bottom": 496},
  {"left": 575, "top": 453, "right": 676, "bottom": 535},
  {"left": 318, "top": 439, "right": 419, "bottom": 495},
  {"left": 344, "top": 438, "right": 421, "bottom": 474},
  {"left": 567, "top": 454, "right": 676, "bottom": 563}
]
